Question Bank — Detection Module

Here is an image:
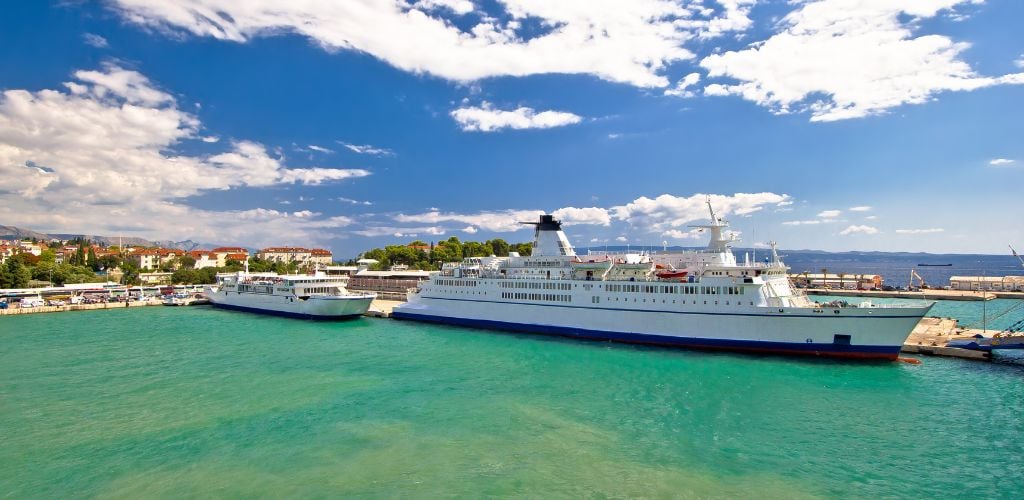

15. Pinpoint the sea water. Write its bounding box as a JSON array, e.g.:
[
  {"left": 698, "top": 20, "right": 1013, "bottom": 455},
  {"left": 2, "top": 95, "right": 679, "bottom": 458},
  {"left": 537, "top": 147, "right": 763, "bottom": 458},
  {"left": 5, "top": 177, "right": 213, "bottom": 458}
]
[{"left": 2, "top": 306, "right": 1022, "bottom": 498}]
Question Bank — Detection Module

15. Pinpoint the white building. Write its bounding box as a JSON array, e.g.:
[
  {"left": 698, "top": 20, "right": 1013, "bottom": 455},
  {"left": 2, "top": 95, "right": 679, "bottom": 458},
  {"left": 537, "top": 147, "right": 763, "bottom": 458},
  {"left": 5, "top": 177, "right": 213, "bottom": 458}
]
[{"left": 949, "top": 276, "right": 1024, "bottom": 292}]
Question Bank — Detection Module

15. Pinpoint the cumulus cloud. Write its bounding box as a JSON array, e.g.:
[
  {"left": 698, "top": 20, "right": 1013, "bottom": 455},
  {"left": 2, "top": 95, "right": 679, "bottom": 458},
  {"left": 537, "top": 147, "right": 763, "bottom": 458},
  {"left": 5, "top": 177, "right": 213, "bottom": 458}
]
[
  {"left": 450, "top": 102, "right": 582, "bottom": 132},
  {"left": 848, "top": 206, "right": 872, "bottom": 212},
  {"left": 0, "top": 66, "right": 369, "bottom": 246},
  {"left": 989, "top": 158, "right": 1016, "bottom": 166},
  {"left": 782, "top": 220, "right": 822, "bottom": 226},
  {"left": 551, "top": 206, "right": 612, "bottom": 226},
  {"left": 108, "top": 0, "right": 757, "bottom": 88},
  {"left": 839, "top": 225, "right": 879, "bottom": 236},
  {"left": 353, "top": 226, "right": 446, "bottom": 238},
  {"left": 664, "top": 72, "right": 701, "bottom": 98},
  {"left": 395, "top": 209, "right": 545, "bottom": 232},
  {"left": 611, "top": 192, "right": 791, "bottom": 232},
  {"left": 817, "top": 209, "right": 841, "bottom": 218},
  {"left": 462, "top": 225, "right": 479, "bottom": 234},
  {"left": 338, "top": 142, "right": 395, "bottom": 156},
  {"left": 662, "top": 228, "right": 703, "bottom": 239},
  {"left": 895, "top": 228, "right": 945, "bottom": 234},
  {"left": 700, "top": 0, "right": 1024, "bottom": 121}
]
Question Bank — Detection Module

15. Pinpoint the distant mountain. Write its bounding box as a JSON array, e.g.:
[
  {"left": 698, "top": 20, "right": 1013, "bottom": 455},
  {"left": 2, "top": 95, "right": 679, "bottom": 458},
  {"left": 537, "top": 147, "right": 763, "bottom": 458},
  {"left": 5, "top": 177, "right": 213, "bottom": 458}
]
[
  {"left": 1, "top": 225, "right": 211, "bottom": 251},
  {"left": 0, "top": 225, "right": 52, "bottom": 242}
]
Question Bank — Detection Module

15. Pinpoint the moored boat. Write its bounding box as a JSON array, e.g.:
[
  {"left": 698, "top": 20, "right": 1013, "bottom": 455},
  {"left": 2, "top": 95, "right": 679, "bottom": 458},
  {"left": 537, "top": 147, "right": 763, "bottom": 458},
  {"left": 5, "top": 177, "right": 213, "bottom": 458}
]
[
  {"left": 394, "top": 202, "right": 933, "bottom": 360},
  {"left": 205, "top": 269, "right": 375, "bottom": 319}
]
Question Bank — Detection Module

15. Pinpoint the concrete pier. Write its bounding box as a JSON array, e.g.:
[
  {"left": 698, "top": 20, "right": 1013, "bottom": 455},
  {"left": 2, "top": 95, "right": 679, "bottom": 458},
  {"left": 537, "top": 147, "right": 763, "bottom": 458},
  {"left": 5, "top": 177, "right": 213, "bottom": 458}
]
[
  {"left": 363, "top": 299, "right": 401, "bottom": 318},
  {"left": 900, "top": 316, "right": 991, "bottom": 361},
  {"left": 0, "top": 300, "right": 163, "bottom": 316}
]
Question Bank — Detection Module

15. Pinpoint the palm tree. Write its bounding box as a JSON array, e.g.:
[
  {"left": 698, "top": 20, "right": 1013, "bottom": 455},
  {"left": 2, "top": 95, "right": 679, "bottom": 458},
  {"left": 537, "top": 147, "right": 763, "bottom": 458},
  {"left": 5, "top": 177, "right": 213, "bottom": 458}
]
[
  {"left": 820, "top": 268, "right": 828, "bottom": 289},
  {"left": 838, "top": 272, "right": 846, "bottom": 290}
]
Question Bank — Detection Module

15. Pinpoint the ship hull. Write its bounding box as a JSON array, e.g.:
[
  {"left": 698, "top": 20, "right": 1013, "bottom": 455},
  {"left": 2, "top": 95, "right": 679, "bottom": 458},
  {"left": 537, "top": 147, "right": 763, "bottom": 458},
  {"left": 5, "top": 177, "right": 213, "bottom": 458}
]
[
  {"left": 207, "top": 288, "right": 373, "bottom": 320},
  {"left": 393, "top": 297, "right": 930, "bottom": 360}
]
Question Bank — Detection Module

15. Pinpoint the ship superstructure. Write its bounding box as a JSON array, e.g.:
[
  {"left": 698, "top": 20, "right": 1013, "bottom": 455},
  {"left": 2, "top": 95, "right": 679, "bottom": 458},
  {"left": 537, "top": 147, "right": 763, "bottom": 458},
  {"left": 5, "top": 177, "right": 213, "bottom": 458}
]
[
  {"left": 393, "top": 202, "right": 932, "bottom": 359},
  {"left": 206, "top": 270, "right": 375, "bottom": 319}
]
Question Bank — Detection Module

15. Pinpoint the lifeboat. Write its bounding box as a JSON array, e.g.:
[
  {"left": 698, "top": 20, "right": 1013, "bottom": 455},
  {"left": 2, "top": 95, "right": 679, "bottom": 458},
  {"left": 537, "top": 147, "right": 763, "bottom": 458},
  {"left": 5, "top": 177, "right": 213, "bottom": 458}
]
[{"left": 655, "top": 270, "right": 688, "bottom": 280}]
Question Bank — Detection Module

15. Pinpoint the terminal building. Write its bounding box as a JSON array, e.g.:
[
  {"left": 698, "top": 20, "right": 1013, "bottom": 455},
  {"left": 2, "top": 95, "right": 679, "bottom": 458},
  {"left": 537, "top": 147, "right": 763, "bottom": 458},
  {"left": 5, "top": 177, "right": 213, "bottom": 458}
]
[{"left": 949, "top": 276, "right": 1024, "bottom": 292}]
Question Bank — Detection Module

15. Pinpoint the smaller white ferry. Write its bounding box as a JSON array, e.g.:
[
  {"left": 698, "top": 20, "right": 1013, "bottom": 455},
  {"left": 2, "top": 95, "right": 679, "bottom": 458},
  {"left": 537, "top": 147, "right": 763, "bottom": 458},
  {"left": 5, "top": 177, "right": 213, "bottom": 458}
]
[{"left": 205, "top": 268, "right": 375, "bottom": 319}]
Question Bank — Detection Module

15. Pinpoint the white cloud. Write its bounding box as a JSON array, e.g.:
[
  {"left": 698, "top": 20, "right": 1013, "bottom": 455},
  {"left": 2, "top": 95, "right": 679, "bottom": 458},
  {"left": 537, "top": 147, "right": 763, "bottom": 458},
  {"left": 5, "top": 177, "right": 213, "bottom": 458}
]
[
  {"left": 462, "top": 225, "right": 478, "bottom": 234},
  {"left": 338, "top": 142, "right": 395, "bottom": 156},
  {"left": 451, "top": 102, "right": 582, "bottom": 132},
  {"left": 615, "top": 236, "right": 629, "bottom": 242},
  {"left": 0, "top": 65, "right": 369, "bottom": 247},
  {"left": 989, "top": 158, "right": 1016, "bottom": 166},
  {"left": 109, "top": 0, "right": 756, "bottom": 88},
  {"left": 865, "top": 215, "right": 878, "bottom": 220},
  {"left": 416, "top": 0, "right": 475, "bottom": 16},
  {"left": 551, "top": 206, "right": 611, "bottom": 226},
  {"left": 611, "top": 192, "right": 791, "bottom": 232},
  {"left": 839, "top": 225, "right": 879, "bottom": 236},
  {"left": 662, "top": 228, "right": 703, "bottom": 239},
  {"left": 353, "top": 226, "right": 446, "bottom": 238},
  {"left": 700, "top": 0, "right": 1024, "bottom": 121},
  {"left": 83, "top": 33, "right": 109, "bottom": 48},
  {"left": 395, "top": 209, "right": 544, "bottom": 232},
  {"left": 817, "top": 209, "right": 841, "bottom": 218},
  {"left": 848, "top": 205, "right": 872, "bottom": 212},
  {"left": 664, "top": 72, "right": 701, "bottom": 98},
  {"left": 200, "top": 135, "right": 219, "bottom": 143},
  {"left": 895, "top": 228, "right": 945, "bottom": 234},
  {"left": 782, "top": 220, "right": 821, "bottom": 226},
  {"left": 1016, "top": 54, "right": 1024, "bottom": 69},
  {"left": 336, "top": 197, "right": 373, "bottom": 206},
  {"left": 307, "top": 144, "right": 334, "bottom": 154}
]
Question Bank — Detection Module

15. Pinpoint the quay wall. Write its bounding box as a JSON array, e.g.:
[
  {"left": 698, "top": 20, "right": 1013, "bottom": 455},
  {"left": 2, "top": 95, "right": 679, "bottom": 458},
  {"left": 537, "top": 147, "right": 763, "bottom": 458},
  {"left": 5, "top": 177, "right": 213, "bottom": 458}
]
[{"left": 0, "top": 301, "right": 162, "bottom": 316}]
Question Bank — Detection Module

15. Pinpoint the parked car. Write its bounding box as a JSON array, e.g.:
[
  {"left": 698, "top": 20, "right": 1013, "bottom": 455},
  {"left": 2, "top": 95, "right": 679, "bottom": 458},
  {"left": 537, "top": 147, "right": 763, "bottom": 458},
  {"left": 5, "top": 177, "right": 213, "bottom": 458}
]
[{"left": 20, "top": 298, "right": 45, "bottom": 308}]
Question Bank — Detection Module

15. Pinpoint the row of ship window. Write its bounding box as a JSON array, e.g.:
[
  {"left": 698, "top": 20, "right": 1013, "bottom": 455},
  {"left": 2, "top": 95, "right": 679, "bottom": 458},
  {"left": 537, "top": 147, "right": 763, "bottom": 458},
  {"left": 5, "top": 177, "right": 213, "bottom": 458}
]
[
  {"left": 604, "top": 284, "right": 746, "bottom": 295},
  {"left": 501, "top": 292, "right": 571, "bottom": 302},
  {"left": 434, "top": 280, "right": 747, "bottom": 296},
  {"left": 435, "top": 279, "right": 478, "bottom": 287},
  {"left": 499, "top": 281, "right": 572, "bottom": 290}
]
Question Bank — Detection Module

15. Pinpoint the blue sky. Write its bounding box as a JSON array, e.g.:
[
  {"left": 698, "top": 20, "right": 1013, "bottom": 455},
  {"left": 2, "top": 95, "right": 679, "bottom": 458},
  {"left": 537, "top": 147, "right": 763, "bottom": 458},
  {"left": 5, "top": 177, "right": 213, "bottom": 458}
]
[{"left": 1, "top": 0, "right": 1021, "bottom": 256}]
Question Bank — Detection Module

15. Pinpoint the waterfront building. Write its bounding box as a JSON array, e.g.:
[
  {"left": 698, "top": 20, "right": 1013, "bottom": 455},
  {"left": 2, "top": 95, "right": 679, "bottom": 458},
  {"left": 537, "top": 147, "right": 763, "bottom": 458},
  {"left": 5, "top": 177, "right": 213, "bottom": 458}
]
[
  {"left": 949, "top": 275, "right": 1024, "bottom": 292},
  {"left": 788, "top": 272, "right": 883, "bottom": 290},
  {"left": 257, "top": 247, "right": 333, "bottom": 266},
  {"left": 210, "top": 247, "right": 250, "bottom": 267}
]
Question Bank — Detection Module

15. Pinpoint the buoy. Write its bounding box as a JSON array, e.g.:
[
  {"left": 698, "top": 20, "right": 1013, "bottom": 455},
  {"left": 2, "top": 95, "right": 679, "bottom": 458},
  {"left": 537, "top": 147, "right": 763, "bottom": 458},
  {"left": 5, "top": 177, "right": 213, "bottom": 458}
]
[{"left": 897, "top": 357, "right": 922, "bottom": 365}]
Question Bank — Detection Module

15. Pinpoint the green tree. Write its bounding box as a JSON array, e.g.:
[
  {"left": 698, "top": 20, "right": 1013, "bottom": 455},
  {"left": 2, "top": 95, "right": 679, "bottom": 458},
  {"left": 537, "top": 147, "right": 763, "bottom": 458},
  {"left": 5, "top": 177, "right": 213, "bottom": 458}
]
[
  {"left": 1, "top": 258, "right": 32, "bottom": 288},
  {"left": 487, "top": 238, "right": 510, "bottom": 257},
  {"left": 178, "top": 255, "right": 196, "bottom": 269},
  {"left": 514, "top": 243, "right": 533, "bottom": 256},
  {"left": 39, "top": 248, "right": 57, "bottom": 263},
  {"left": 121, "top": 262, "right": 141, "bottom": 286},
  {"left": 463, "top": 241, "right": 490, "bottom": 257},
  {"left": 87, "top": 247, "right": 100, "bottom": 271}
]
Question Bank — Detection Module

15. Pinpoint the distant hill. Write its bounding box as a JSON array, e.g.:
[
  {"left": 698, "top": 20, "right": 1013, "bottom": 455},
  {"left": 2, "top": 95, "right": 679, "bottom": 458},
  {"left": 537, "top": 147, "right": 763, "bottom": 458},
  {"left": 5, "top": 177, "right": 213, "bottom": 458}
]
[{"left": 1, "top": 224, "right": 210, "bottom": 251}]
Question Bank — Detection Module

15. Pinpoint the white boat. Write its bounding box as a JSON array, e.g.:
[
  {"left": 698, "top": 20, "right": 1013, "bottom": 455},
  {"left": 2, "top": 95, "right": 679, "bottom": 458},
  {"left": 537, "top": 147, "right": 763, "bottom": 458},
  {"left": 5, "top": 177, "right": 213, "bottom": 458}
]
[
  {"left": 205, "top": 270, "right": 375, "bottom": 319},
  {"left": 393, "top": 202, "right": 933, "bottom": 360}
]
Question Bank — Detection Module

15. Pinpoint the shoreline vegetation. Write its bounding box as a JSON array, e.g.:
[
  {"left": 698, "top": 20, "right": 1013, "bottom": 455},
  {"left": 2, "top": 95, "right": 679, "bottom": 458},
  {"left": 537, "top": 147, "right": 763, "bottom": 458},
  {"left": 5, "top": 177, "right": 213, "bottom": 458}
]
[{"left": 0, "top": 237, "right": 533, "bottom": 288}]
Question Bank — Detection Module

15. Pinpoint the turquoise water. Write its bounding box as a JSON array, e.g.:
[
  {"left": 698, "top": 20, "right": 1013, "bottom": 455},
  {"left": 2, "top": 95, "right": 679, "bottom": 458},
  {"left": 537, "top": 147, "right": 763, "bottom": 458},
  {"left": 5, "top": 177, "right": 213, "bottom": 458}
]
[{"left": 2, "top": 307, "right": 1023, "bottom": 498}]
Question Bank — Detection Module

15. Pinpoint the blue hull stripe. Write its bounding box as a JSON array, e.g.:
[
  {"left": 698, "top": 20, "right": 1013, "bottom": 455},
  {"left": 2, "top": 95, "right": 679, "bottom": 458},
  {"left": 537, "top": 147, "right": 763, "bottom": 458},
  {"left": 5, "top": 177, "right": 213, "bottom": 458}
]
[
  {"left": 392, "top": 310, "right": 901, "bottom": 359},
  {"left": 419, "top": 296, "right": 928, "bottom": 319},
  {"left": 211, "top": 302, "right": 363, "bottom": 321}
]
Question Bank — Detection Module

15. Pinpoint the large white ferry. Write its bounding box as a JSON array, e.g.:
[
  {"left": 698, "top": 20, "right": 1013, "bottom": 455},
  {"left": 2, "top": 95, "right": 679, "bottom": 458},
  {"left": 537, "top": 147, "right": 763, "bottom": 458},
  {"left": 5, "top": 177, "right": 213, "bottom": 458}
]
[
  {"left": 393, "top": 203, "right": 933, "bottom": 359},
  {"left": 206, "top": 270, "right": 375, "bottom": 319}
]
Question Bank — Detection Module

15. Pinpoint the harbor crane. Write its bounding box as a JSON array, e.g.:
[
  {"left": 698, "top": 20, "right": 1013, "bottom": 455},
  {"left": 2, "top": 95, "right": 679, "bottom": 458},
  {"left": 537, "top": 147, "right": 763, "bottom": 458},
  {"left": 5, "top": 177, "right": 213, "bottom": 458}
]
[
  {"left": 1011, "top": 245, "right": 1024, "bottom": 268},
  {"left": 908, "top": 269, "right": 926, "bottom": 290}
]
